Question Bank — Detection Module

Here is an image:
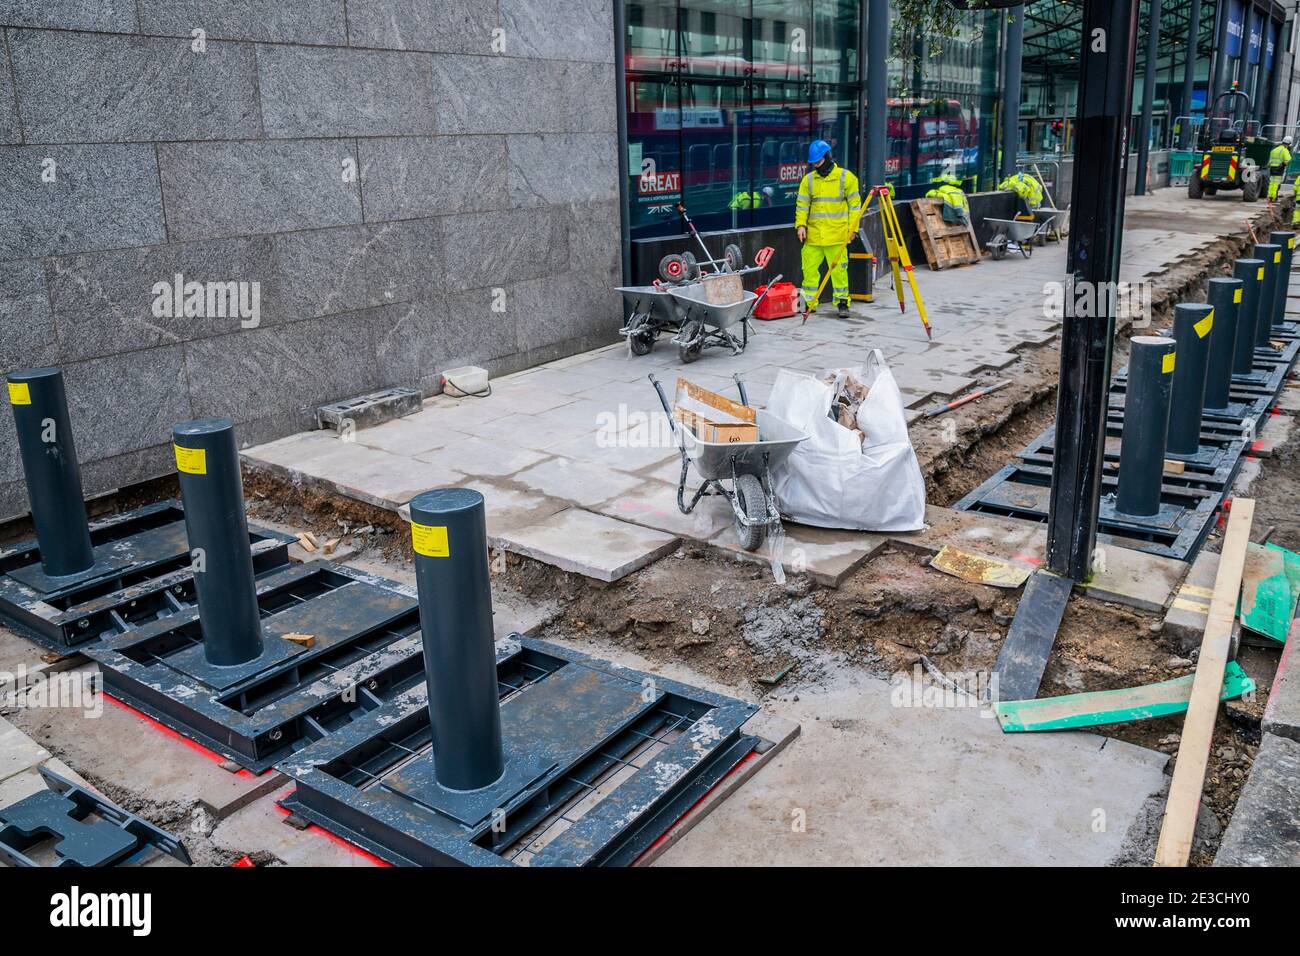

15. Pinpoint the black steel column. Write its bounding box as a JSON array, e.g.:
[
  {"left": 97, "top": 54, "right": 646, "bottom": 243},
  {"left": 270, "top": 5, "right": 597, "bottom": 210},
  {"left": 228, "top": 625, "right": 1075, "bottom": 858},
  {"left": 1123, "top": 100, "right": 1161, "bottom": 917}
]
[
  {"left": 1180, "top": 0, "right": 1202, "bottom": 148},
  {"left": 1135, "top": 0, "right": 1163, "bottom": 196},
  {"left": 6, "top": 368, "right": 94, "bottom": 577},
  {"left": 613, "top": 0, "right": 631, "bottom": 286},
  {"left": 865, "top": 0, "right": 888, "bottom": 187},
  {"left": 1268, "top": 231, "right": 1294, "bottom": 330},
  {"left": 1210, "top": 0, "right": 1230, "bottom": 104},
  {"left": 1166, "top": 303, "right": 1215, "bottom": 456},
  {"left": 1204, "top": 276, "right": 1242, "bottom": 410},
  {"left": 409, "top": 488, "right": 505, "bottom": 792},
  {"left": 1001, "top": 6, "right": 1025, "bottom": 179},
  {"left": 1232, "top": 257, "right": 1264, "bottom": 374},
  {"left": 1116, "top": 336, "right": 1177, "bottom": 516},
  {"left": 1254, "top": 241, "right": 1280, "bottom": 347},
  {"left": 172, "top": 419, "right": 264, "bottom": 667},
  {"left": 1046, "top": 0, "right": 1141, "bottom": 581}
]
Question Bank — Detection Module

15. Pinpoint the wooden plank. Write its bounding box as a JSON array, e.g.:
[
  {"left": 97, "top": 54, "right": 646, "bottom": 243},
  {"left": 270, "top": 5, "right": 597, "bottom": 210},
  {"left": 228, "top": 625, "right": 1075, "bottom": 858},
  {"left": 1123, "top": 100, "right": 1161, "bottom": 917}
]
[{"left": 1154, "top": 497, "right": 1255, "bottom": 867}]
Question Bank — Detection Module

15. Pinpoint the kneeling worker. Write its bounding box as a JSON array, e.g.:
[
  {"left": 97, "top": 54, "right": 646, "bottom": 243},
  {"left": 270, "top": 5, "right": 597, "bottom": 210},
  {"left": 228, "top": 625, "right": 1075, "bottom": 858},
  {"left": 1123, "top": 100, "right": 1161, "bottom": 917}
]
[
  {"left": 796, "top": 139, "right": 862, "bottom": 318},
  {"left": 925, "top": 172, "right": 970, "bottom": 225}
]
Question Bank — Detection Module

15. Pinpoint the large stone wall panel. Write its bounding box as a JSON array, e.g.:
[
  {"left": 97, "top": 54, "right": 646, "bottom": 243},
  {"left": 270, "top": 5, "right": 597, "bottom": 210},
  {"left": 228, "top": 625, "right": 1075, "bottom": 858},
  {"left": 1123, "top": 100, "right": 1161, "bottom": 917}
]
[
  {"left": 9, "top": 30, "right": 260, "bottom": 143},
  {"left": 0, "top": 260, "right": 55, "bottom": 376},
  {"left": 511, "top": 271, "right": 618, "bottom": 353},
  {"left": 184, "top": 313, "right": 378, "bottom": 424},
  {"left": 371, "top": 297, "right": 519, "bottom": 395},
  {"left": 140, "top": 1, "right": 347, "bottom": 45},
  {"left": 508, "top": 134, "right": 618, "bottom": 208},
  {"left": 0, "top": 1, "right": 137, "bottom": 32},
  {"left": 440, "top": 206, "right": 570, "bottom": 291},
  {"left": 271, "top": 218, "right": 442, "bottom": 322},
  {"left": 0, "top": 40, "right": 19, "bottom": 144},
  {"left": 359, "top": 135, "right": 508, "bottom": 221},
  {"left": 432, "top": 56, "right": 615, "bottom": 135},
  {"left": 157, "top": 139, "right": 362, "bottom": 241},
  {"left": 47, "top": 236, "right": 280, "bottom": 363},
  {"left": 61, "top": 345, "right": 193, "bottom": 463},
  {"left": 346, "top": 0, "right": 496, "bottom": 54},
  {"left": 257, "top": 44, "right": 434, "bottom": 138},
  {"left": 499, "top": 0, "right": 614, "bottom": 63},
  {"left": 0, "top": 144, "right": 166, "bottom": 260}
]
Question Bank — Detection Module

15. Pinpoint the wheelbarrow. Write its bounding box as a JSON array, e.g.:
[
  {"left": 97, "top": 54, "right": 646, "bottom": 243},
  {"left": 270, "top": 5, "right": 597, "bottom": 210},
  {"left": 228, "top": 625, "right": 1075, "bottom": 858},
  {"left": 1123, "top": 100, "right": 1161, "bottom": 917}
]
[
  {"left": 664, "top": 273, "right": 782, "bottom": 363},
  {"left": 616, "top": 280, "right": 691, "bottom": 356},
  {"left": 648, "top": 373, "right": 808, "bottom": 551},
  {"left": 983, "top": 215, "right": 1055, "bottom": 260}
]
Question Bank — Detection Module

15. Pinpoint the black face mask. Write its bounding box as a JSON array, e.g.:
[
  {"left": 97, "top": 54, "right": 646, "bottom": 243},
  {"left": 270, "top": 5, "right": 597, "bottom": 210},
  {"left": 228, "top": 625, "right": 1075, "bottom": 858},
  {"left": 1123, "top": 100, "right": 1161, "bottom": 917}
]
[{"left": 815, "top": 157, "right": 832, "bottom": 174}]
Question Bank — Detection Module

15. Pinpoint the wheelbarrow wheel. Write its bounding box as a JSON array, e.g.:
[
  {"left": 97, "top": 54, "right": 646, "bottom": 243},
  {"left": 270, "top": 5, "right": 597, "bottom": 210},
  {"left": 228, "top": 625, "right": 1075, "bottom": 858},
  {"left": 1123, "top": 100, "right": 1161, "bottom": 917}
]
[
  {"left": 627, "top": 315, "right": 655, "bottom": 355},
  {"left": 734, "top": 473, "right": 767, "bottom": 551},
  {"left": 1020, "top": 239, "right": 1033, "bottom": 259},
  {"left": 723, "top": 243, "right": 744, "bottom": 272},
  {"left": 659, "top": 253, "right": 688, "bottom": 283},
  {"left": 678, "top": 319, "right": 704, "bottom": 363}
]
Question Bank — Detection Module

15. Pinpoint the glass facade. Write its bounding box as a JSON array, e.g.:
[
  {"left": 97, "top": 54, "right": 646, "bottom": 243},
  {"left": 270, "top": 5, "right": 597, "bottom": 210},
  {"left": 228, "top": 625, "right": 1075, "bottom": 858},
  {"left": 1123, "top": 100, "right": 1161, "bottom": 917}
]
[{"left": 624, "top": 1, "right": 1005, "bottom": 240}]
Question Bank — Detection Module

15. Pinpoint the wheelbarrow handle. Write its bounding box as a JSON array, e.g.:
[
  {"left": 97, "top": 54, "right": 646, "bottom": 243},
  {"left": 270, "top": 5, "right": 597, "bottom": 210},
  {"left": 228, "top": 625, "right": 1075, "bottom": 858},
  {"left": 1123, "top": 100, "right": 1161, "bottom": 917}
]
[
  {"left": 647, "top": 373, "right": 675, "bottom": 426},
  {"left": 748, "top": 273, "right": 782, "bottom": 317}
]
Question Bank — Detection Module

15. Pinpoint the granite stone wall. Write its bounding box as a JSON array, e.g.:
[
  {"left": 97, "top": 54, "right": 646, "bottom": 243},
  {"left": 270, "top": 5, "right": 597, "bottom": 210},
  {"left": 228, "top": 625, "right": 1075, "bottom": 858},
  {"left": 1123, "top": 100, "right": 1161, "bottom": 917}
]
[{"left": 0, "top": 0, "right": 621, "bottom": 518}]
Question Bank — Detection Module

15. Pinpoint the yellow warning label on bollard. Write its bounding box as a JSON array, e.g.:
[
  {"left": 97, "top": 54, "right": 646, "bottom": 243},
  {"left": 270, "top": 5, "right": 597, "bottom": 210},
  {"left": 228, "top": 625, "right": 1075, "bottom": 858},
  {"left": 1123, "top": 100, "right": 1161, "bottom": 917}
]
[
  {"left": 1258, "top": 266, "right": 1265, "bottom": 280},
  {"left": 1194, "top": 311, "right": 1214, "bottom": 338},
  {"left": 1234, "top": 289, "right": 1242, "bottom": 303},
  {"left": 7, "top": 382, "right": 31, "bottom": 405},
  {"left": 411, "top": 522, "right": 450, "bottom": 558},
  {"left": 1274, "top": 251, "right": 1282, "bottom": 263},
  {"left": 1162, "top": 352, "right": 1176, "bottom": 374},
  {"left": 174, "top": 445, "right": 207, "bottom": 475}
]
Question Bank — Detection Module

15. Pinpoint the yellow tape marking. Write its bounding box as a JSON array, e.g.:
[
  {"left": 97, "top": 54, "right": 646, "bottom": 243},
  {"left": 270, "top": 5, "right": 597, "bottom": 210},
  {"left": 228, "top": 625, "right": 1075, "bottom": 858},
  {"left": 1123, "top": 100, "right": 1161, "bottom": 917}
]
[
  {"left": 1258, "top": 266, "right": 1265, "bottom": 281},
  {"left": 7, "top": 382, "right": 31, "bottom": 405},
  {"left": 411, "top": 522, "right": 450, "bottom": 558},
  {"left": 1275, "top": 251, "right": 1282, "bottom": 263},
  {"left": 1194, "top": 311, "right": 1214, "bottom": 338},
  {"left": 1179, "top": 583, "right": 1214, "bottom": 600},
  {"left": 1234, "top": 289, "right": 1242, "bottom": 303},
  {"left": 173, "top": 445, "right": 207, "bottom": 475},
  {"left": 1172, "top": 598, "right": 1210, "bottom": 613},
  {"left": 1162, "top": 352, "right": 1176, "bottom": 374}
]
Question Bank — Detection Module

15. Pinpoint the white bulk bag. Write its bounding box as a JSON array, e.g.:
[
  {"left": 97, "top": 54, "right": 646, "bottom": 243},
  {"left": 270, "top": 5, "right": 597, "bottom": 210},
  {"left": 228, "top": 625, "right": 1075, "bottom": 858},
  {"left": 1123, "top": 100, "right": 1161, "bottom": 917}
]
[{"left": 767, "top": 350, "right": 926, "bottom": 531}]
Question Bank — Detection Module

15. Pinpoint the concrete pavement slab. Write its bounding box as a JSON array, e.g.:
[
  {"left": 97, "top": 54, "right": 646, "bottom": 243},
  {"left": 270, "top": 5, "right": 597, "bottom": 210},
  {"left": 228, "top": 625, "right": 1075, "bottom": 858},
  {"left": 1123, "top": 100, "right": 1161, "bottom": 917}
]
[{"left": 496, "top": 507, "right": 679, "bottom": 582}]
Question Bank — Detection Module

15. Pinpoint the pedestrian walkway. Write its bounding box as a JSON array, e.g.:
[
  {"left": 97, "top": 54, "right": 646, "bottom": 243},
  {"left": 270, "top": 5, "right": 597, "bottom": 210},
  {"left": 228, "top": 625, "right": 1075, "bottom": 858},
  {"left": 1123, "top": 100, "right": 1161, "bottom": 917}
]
[{"left": 244, "top": 189, "right": 1274, "bottom": 583}]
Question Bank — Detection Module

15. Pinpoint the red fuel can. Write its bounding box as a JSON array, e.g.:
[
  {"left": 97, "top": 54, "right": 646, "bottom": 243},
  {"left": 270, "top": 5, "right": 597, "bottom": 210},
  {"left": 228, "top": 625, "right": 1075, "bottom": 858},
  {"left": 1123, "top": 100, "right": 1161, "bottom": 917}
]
[{"left": 752, "top": 281, "right": 799, "bottom": 320}]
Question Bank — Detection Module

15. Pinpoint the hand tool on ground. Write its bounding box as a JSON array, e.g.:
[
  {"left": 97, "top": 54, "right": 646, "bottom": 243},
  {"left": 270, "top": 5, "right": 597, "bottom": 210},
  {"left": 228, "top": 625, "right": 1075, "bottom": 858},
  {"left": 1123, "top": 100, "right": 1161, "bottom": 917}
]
[
  {"left": 861, "top": 186, "right": 933, "bottom": 340},
  {"left": 921, "top": 380, "right": 1011, "bottom": 418}
]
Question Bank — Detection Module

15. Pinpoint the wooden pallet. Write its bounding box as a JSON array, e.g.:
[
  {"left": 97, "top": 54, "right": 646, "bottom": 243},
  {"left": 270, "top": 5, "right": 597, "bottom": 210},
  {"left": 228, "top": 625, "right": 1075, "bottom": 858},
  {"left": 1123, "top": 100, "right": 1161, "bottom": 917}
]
[{"left": 910, "top": 198, "right": 981, "bottom": 270}]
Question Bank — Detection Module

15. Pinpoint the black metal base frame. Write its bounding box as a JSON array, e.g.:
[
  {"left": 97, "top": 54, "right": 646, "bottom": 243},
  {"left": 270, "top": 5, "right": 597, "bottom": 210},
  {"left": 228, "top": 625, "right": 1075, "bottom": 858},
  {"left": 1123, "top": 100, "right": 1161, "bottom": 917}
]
[
  {"left": 956, "top": 459, "right": 1222, "bottom": 560},
  {"left": 84, "top": 562, "right": 429, "bottom": 772},
  {"left": 1020, "top": 424, "right": 1245, "bottom": 492},
  {"left": 279, "top": 636, "right": 759, "bottom": 867},
  {"left": 0, "top": 501, "right": 292, "bottom": 650},
  {"left": 0, "top": 766, "right": 190, "bottom": 867}
]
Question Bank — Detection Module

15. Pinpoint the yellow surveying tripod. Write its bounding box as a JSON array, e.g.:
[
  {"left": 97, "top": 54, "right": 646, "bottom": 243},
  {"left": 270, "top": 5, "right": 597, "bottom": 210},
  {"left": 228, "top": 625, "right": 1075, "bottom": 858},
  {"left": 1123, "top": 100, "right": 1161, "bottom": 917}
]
[{"left": 862, "top": 185, "right": 933, "bottom": 340}]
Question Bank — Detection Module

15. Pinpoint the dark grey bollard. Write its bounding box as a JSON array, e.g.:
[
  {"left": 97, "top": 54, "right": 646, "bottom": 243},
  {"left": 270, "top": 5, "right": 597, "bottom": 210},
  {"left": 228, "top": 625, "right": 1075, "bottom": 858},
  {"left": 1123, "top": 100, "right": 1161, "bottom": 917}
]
[
  {"left": 1253, "top": 243, "right": 1280, "bottom": 348},
  {"left": 172, "top": 419, "right": 264, "bottom": 667},
  {"left": 1269, "top": 231, "right": 1294, "bottom": 329},
  {"left": 6, "top": 368, "right": 94, "bottom": 577},
  {"left": 1166, "top": 303, "right": 1214, "bottom": 457},
  {"left": 1231, "top": 258, "right": 1264, "bottom": 375},
  {"left": 409, "top": 488, "right": 505, "bottom": 792},
  {"left": 1116, "top": 337, "right": 1177, "bottom": 517},
  {"left": 1203, "top": 277, "right": 1242, "bottom": 411}
]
